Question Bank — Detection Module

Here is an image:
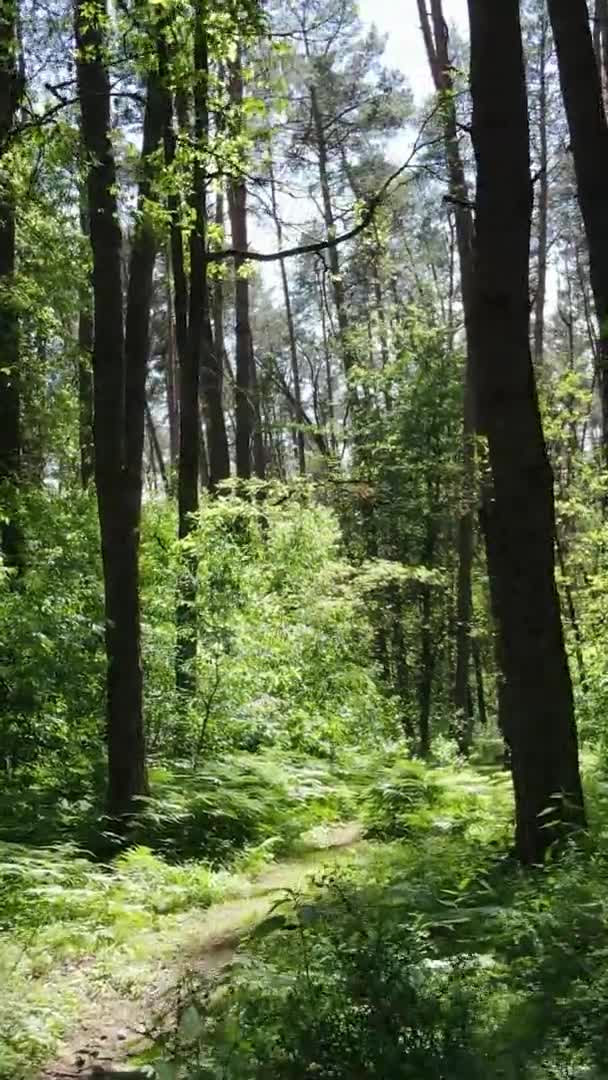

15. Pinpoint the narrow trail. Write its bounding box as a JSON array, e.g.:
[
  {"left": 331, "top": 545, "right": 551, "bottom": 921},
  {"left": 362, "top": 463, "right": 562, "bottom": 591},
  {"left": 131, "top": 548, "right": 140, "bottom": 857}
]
[{"left": 38, "top": 823, "right": 365, "bottom": 1080}]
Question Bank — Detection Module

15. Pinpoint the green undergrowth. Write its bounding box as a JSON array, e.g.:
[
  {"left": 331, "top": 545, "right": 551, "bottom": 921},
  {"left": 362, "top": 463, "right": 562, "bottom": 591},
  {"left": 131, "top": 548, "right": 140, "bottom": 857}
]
[
  {"left": 142, "top": 764, "right": 608, "bottom": 1080},
  {"left": 0, "top": 747, "right": 368, "bottom": 1079},
  {"left": 15, "top": 748, "right": 605, "bottom": 1080}
]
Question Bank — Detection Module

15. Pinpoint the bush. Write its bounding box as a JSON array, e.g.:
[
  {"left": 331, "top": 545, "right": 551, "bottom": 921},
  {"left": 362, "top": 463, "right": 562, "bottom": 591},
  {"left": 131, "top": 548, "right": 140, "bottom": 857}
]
[
  {"left": 361, "top": 758, "right": 441, "bottom": 839},
  {"left": 147, "top": 882, "right": 500, "bottom": 1080},
  {"left": 129, "top": 752, "right": 352, "bottom": 863}
]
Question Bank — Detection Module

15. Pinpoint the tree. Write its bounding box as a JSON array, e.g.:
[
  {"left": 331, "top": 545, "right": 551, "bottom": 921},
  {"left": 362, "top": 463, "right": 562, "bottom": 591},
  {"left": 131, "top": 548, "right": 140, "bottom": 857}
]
[
  {"left": 0, "top": 0, "right": 23, "bottom": 569},
  {"left": 547, "top": 0, "right": 608, "bottom": 462},
  {"left": 75, "top": 0, "right": 164, "bottom": 815},
  {"left": 229, "top": 52, "right": 255, "bottom": 482},
  {"left": 467, "top": 0, "right": 585, "bottom": 862},
  {"left": 416, "top": 0, "right": 477, "bottom": 752}
]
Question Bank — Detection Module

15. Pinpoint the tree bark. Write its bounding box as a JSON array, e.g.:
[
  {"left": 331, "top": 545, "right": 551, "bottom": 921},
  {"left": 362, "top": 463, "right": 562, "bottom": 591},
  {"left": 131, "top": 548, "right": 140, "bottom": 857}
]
[
  {"left": 203, "top": 189, "right": 230, "bottom": 488},
  {"left": 467, "top": 0, "right": 585, "bottom": 863},
  {"left": 0, "top": 0, "right": 22, "bottom": 569},
  {"left": 77, "top": 187, "right": 95, "bottom": 489},
  {"left": 547, "top": 0, "right": 608, "bottom": 460},
  {"left": 228, "top": 51, "right": 258, "bottom": 481},
  {"left": 164, "top": 249, "right": 179, "bottom": 475}
]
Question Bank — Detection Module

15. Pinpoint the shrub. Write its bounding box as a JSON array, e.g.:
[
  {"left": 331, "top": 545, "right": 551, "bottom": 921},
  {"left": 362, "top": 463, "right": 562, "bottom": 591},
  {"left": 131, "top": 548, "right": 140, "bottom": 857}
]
[{"left": 361, "top": 758, "right": 441, "bottom": 839}]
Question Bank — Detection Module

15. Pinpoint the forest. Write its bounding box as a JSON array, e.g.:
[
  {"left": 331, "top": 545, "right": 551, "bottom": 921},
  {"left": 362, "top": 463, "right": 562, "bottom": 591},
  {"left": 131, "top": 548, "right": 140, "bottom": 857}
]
[{"left": 1, "top": 0, "right": 608, "bottom": 1075}]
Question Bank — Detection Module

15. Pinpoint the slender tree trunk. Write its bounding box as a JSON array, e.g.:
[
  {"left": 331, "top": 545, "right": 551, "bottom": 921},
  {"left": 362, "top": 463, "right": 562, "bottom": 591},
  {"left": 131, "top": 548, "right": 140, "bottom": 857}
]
[
  {"left": 250, "top": 348, "right": 266, "bottom": 479},
  {"left": 145, "top": 399, "right": 169, "bottom": 495},
  {"left": 418, "top": 481, "right": 438, "bottom": 758},
  {"left": 318, "top": 275, "right": 337, "bottom": 452},
  {"left": 418, "top": 580, "right": 434, "bottom": 758},
  {"left": 555, "top": 532, "right": 588, "bottom": 693},
  {"left": 471, "top": 638, "right": 487, "bottom": 728},
  {"left": 76, "top": 0, "right": 163, "bottom": 816},
  {"left": 417, "top": 0, "right": 476, "bottom": 749},
  {"left": 309, "top": 81, "right": 354, "bottom": 379},
  {"left": 164, "top": 250, "right": 179, "bottom": 474},
  {"left": 467, "top": 0, "right": 585, "bottom": 863},
  {"left": 227, "top": 51, "right": 258, "bottom": 482},
  {"left": 78, "top": 189, "right": 94, "bottom": 488},
  {"left": 533, "top": 9, "right": 550, "bottom": 367},
  {"left": 0, "top": 0, "right": 22, "bottom": 568},
  {"left": 175, "top": 7, "right": 209, "bottom": 697},
  {"left": 547, "top": 0, "right": 608, "bottom": 461},
  {"left": 204, "top": 189, "right": 230, "bottom": 488},
  {"left": 269, "top": 153, "right": 306, "bottom": 474}
]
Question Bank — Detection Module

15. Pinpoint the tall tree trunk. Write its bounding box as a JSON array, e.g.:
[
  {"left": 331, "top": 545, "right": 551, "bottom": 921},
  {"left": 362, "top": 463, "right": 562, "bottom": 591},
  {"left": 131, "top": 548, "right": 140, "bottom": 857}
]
[
  {"left": 309, "top": 80, "right": 354, "bottom": 379},
  {"left": 228, "top": 52, "right": 261, "bottom": 482},
  {"left": 467, "top": 0, "right": 585, "bottom": 863},
  {"left": 75, "top": 0, "right": 163, "bottom": 816},
  {"left": 175, "top": 4, "right": 209, "bottom": 696},
  {"left": 471, "top": 637, "right": 487, "bottom": 728},
  {"left": 269, "top": 154, "right": 306, "bottom": 474},
  {"left": 417, "top": 0, "right": 476, "bottom": 750},
  {"left": 533, "top": 8, "right": 550, "bottom": 367},
  {"left": 547, "top": 0, "right": 608, "bottom": 461},
  {"left": 164, "top": 249, "right": 179, "bottom": 475},
  {"left": 78, "top": 188, "right": 94, "bottom": 488},
  {"left": 0, "top": 0, "right": 22, "bottom": 568},
  {"left": 204, "top": 189, "right": 230, "bottom": 488}
]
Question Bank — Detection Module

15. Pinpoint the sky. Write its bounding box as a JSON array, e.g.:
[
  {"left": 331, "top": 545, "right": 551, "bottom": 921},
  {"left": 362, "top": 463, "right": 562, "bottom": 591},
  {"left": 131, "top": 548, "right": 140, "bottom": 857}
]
[{"left": 358, "top": 0, "right": 469, "bottom": 103}]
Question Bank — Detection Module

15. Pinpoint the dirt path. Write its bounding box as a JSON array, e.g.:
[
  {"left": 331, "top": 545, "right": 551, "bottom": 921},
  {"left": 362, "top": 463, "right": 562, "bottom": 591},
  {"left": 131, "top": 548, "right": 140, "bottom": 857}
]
[{"left": 38, "top": 823, "right": 364, "bottom": 1080}]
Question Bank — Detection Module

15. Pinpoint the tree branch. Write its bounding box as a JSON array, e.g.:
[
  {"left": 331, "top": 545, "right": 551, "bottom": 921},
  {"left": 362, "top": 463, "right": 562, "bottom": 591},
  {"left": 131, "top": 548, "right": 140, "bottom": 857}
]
[{"left": 207, "top": 114, "right": 443, "bottom": 264}]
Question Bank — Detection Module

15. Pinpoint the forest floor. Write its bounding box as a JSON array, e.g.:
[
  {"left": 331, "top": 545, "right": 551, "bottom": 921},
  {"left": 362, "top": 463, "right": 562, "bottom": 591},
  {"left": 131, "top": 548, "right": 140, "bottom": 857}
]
[{"left": 36, "top": 822, "right": 366, "bottom": 1080}]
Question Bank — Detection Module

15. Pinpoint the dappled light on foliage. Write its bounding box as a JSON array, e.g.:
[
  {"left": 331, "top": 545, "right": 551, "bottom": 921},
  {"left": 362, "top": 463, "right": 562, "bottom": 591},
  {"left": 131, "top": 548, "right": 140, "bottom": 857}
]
[{"left": 1, "top": 0, "right": 608, "bottom": 1076}]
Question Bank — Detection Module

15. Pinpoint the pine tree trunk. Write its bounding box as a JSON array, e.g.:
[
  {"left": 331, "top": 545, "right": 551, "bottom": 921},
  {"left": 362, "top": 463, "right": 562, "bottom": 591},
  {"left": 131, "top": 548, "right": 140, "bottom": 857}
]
[
  {"left": 164, "top": 250, "right": 179, "bottom": 475},
  {"left": 467, "top": 0, "right": 585, "bottom": 863},
  {"left": 78, "top": 190, "right": 94, "bottom": 488},
  {"left": 250, "top": 349, "right": 266, "bottom": 480},
  {"left": 269, "top": 154, "right": 306, "bottom": 474},
  {"left": 533, "top": 9, "right": 549, "bottom": 367},
  {"left": 0, "top": 0, "right": 22, "bottom": 569},
  {"left": 228, "top": 55, "right": 255, "bottom": 482},
  {"left": 175, "top": 6, "right": 211, "bottom": 697},
  {"left": 76, "top": 0, "right": 162, "bottom": 817},
  {"left": 418, "top": 0, "right": 476, "bottom": 749},
  {"left": 309, "top": 81, "right": 353, "bottom": 378},
  {"left": 547, "top": 0, "right": 608, "bottom": 460},
  {"left": 204, "top": 189, "right": 230, "bottom": 488}
]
